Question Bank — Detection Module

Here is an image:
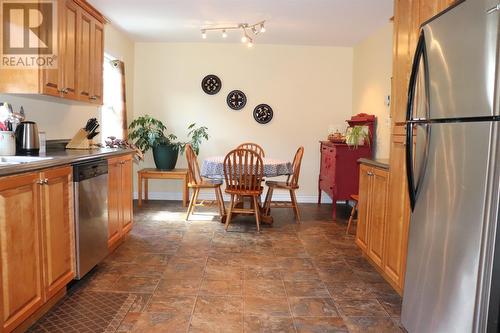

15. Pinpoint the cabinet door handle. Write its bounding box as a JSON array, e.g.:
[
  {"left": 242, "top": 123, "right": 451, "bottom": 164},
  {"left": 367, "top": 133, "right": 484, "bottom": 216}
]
[
  {"left": 58, "top": 88, "right": 69, "bottom": 94},
  {"left": 90, "top": 95, "right": 98, "bottom": 100},
  {"left": 36, "top": 179, "right": 44, "bottom": 185},
  {"left": 43, "top": 178, "right": 49, "bottom": 185},
  {"left": 367, "top": 171, "right": 374, "bottom": 176}
]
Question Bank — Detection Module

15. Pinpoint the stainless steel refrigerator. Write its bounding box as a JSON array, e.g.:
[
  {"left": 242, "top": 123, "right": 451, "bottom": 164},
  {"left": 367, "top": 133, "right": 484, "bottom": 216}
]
[{"left": 401, "top": 0, "right": 500, "bottom": 332}]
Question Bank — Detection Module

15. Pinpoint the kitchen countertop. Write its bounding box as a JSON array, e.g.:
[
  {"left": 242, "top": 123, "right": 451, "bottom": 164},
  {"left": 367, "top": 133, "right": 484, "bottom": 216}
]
[
  {"left": 358, "top": 158, "right": 389, "bottom": 170},
  {"left": 0, "top": 148, "right": 134, "bottom": 177}
]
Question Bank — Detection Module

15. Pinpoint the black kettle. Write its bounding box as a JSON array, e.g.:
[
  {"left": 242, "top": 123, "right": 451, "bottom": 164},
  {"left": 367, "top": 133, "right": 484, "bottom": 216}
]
[{"left": 15, "top": 121, "right": 40, "bottom": 155}]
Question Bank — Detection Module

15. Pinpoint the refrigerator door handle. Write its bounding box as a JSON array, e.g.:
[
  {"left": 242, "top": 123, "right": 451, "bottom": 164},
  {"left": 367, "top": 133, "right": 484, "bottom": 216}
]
[
  {"left": 406, "top": 31, "right": 429, "bottom": 210},
  {"left": 406, "top": 123, "right": 417, "bottom": 210}
]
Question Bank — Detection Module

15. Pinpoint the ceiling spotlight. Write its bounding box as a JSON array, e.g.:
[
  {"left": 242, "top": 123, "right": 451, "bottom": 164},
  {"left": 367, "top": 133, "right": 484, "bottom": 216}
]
[{"left": 200, "top": 21, "right": 265, "bottom": 47}]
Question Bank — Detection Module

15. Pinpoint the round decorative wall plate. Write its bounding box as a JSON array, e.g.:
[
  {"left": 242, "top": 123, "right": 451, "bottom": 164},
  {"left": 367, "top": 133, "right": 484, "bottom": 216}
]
[
  {"left": 226, "top": 90, "right": 247, "bottom": 110},
  {"left": 201, "top": 75, "right": 222, "bottom": 95},
  {"left": 253, "top": 104, "right": 273, "bottom": 124}
]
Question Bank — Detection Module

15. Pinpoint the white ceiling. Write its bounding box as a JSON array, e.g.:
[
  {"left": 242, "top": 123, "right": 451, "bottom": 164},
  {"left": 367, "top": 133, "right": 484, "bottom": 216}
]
[{"left": 89, "top": 0, "right": 393, "bottom": 47}]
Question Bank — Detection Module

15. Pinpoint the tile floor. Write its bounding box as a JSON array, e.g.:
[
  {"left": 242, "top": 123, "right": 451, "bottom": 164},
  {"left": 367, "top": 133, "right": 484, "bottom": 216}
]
[{"left": 39, "top": 201, "right": 404, "bottom": 333}]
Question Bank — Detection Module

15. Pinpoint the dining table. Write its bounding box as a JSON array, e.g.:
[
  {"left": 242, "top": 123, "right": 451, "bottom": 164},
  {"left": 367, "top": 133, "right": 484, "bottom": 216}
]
[
  {"left": 201, "top": 156, "right": 293, "bottom": 179},
  {"left": 200, "top": 155, "right": 294, "bottom": 224}
]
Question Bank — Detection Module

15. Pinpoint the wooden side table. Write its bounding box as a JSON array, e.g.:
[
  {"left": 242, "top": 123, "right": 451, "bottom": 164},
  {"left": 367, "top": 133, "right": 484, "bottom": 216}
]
[{"left": 137, "top": 168, "right": 189, "bottom": 207}]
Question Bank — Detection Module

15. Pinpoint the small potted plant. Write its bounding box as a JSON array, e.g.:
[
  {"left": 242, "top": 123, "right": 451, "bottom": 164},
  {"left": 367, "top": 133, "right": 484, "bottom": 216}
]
[
  {"left": 345, "top": 125, "right": 370, "bottom": 149},
  {"left": 128, "top": 115, "right": 208, "bottom": 170}
]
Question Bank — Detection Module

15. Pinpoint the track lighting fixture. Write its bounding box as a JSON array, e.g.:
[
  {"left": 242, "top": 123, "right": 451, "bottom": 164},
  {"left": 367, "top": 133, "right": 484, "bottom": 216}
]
[{"left": 200, "top": 20, "right": 266, "bottom": 47}]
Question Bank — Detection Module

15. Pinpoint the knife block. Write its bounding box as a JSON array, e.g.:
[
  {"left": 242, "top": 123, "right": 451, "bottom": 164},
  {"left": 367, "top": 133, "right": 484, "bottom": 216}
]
[{"left": 66, "top": 129, "right": 93, "bottom": 149}]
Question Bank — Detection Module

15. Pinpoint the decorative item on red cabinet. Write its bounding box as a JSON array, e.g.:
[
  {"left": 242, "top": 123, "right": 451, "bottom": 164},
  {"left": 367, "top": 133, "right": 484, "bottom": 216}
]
[{"left": 318, "top": 113, "right": 375, "bottom": 220}]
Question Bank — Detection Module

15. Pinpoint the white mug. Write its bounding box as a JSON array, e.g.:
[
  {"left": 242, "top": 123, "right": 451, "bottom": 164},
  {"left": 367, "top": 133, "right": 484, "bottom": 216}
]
[{"left": 0, "top": 131, "right": 16, "bottom": 156}]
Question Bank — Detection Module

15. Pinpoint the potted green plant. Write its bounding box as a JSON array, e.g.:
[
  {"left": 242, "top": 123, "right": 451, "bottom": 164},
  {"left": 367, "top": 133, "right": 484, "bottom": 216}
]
[
  {"left": 128, "top": 115, "right": 208, "bottom": 170},
  {"left": 345, "top": 125, "right": 370, "bottom": 149}
]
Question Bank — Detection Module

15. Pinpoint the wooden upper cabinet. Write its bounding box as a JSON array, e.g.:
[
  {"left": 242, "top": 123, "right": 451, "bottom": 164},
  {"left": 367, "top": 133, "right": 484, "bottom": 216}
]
[
  {"left": 77, "top": 8, "right": 93, "bottom": 101},
  {"left": 90, "top": 20, "right": 104, "bottom": 104},
  {"left": 1, "top": 0, "right": 105, "bottom": 104},
  {"left": 40, "top": 166, "right": 75, "bottom": 300},
  {"left": 418, "top": 0, "right": 457, "bottom": 24},
  {"left": 59, "top": 0, "right": 79, "bottom": 100},
  {"left": 391, "top": 0, "right": 413, "bottom": 123},
  {"left": 0, "top": 173, "right": 44, "bottom": 333},
  {"left": 78, "top": 8, "right": 104, "bottom": 104}
]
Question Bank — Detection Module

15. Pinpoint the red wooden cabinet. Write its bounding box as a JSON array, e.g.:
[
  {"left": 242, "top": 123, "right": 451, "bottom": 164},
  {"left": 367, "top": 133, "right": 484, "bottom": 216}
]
[
  {"left": 318, "top": 141, "right": 372, "bottom": 219},
  {"left": 318, "top": 112, "right": 375, "bottom": 219}
]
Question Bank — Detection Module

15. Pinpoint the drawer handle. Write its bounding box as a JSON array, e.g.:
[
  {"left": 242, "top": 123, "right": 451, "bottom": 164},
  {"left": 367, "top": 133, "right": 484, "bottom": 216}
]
[
  {"left": 36, "top": 178, "right": 49, "bottom": 185},
  {"left": 90, "top": 95, "right": 98, "bottom": 101}
]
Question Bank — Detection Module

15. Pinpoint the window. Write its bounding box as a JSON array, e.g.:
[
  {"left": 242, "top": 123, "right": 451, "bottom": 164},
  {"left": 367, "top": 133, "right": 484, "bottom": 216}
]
[{"left": 101, "top": 53, "right": 127, "bottom": 142}]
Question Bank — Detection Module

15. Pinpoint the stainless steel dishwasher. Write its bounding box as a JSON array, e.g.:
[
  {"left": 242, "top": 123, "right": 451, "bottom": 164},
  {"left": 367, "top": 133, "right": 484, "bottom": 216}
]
[{"left": 73, "top": 159, "right": 109, "bottom": 279}]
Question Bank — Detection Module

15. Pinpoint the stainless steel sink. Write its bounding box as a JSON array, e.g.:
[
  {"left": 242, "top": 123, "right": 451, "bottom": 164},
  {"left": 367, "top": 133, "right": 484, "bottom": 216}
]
[{"left": 0, "top": 156, "right": 53, "bottom": 166}]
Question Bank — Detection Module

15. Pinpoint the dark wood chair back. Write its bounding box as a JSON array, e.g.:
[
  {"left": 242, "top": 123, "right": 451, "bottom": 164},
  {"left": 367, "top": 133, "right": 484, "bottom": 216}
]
[
  {"left": 223, "top": 148, "right": 264, "bottom": 193},
  {"left": 236, "top": 142, "right": 265, "bottom": 158}
]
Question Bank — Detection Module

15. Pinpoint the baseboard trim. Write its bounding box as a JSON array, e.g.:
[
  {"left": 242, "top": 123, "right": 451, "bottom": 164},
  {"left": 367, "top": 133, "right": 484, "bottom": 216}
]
[{"left": 134, "top": 191, "right": 334, "bottom": 204}]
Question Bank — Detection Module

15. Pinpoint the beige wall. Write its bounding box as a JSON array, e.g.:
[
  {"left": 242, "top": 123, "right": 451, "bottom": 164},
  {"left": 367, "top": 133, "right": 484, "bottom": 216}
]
[
  {"left": 0, "top": 24, "right": 135, "bottom": 140},
  {"left": 352, "top": 23, "right": 393, "bottom": 159},
  {"left": 133, "top": 43, "right": 353, "bottom": 201}
]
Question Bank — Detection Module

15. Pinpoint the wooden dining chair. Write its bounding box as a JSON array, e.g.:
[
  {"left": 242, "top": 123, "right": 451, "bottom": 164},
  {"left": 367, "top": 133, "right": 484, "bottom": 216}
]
[
  {"left": 185, "top": 144, "right": 225, "bottom": 221},
  {"left": 264, "top": 147, "right": 304, "bottom": 222},
  {"left": 236, "top": 142, "right": 265, "bottom": 158},
  {"left": 346, "top": 194, "right": 359, "bottom": 234},
  {"left": 223, "top": 148, "right": 264, "bottom": 232}
]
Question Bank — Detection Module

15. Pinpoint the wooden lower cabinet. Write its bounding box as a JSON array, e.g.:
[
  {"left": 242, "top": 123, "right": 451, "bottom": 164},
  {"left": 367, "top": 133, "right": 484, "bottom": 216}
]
[
  {"left": 121, "top": 156, "right": 133, "bottom": 234},
  {"left": 0, "top": 166, "right": 74, "bottom": 332},
  {"left": 385, "top": 132, "right": 411, "bottom": 293},
  {"left": 41, "top": 167, "right": 75, "bottom": 300},
  {"left": 108, "top": 155, "right": 134, "bottom": 250},
  {"left": 0, "top": 173, "right": 44, "bottom": 332},
  {"left": 355, "top": 165, "right": 371, "bottom": 251},
  {"left": 367, "top": 167, "right": 389, "bottom": 267},
  {"left": 356, "top": 163, "right": 406, "bottom": 294}
]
